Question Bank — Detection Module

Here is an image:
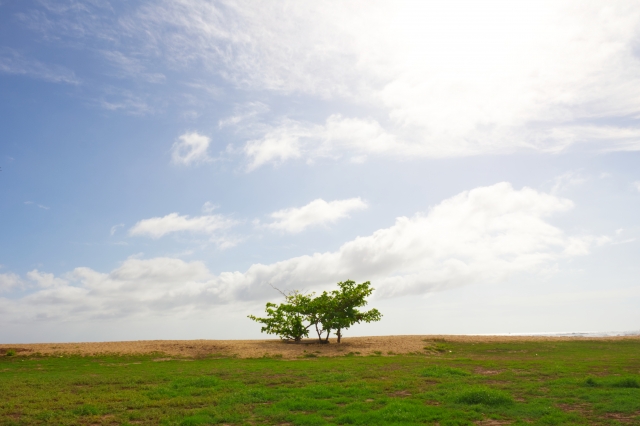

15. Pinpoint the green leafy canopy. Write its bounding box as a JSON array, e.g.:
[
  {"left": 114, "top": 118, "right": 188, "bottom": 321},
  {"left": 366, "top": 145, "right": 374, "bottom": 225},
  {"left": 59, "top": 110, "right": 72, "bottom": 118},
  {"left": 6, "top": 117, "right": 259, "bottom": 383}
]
[{"left": 248, "top": 280, "right": 382, "bottom": 343}]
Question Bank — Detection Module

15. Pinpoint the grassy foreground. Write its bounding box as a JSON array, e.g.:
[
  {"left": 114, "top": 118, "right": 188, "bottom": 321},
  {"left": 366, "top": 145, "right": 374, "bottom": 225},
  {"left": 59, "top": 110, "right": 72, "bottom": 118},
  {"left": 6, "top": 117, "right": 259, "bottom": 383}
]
[{"left": 1, "top": 338, "right": 639, "bottom": 425}]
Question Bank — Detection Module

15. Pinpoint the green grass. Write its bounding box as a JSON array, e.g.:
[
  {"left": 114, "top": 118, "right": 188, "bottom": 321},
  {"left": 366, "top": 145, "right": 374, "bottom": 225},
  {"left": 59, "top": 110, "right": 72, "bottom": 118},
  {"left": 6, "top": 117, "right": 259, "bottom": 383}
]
[{"left": 1, "top": 339, "right": 640, "bottom": 425}]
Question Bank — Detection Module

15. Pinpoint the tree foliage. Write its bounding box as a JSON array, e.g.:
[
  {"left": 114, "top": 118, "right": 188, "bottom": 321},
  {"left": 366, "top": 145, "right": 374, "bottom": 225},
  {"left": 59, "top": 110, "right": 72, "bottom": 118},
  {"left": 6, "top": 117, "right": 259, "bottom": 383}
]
[{"left": 248, "top": 280, "right": 382, "bottom": 343}]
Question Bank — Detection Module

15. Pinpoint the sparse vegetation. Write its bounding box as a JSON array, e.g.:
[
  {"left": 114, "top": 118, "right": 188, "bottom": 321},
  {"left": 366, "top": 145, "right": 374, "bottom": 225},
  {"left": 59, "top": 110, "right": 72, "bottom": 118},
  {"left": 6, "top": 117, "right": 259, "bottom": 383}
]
[
  {"left": 1, "top": 339, "right": 639, "bottom": 425},
  {"left": 454, "top": 387, "right": 513, "bottom": 406},
  {"left": 613, "top": 377, "right": 640, "bottom": 388},
  {"left": 420, "top": 365, "right": 470, "bottom": 377}
]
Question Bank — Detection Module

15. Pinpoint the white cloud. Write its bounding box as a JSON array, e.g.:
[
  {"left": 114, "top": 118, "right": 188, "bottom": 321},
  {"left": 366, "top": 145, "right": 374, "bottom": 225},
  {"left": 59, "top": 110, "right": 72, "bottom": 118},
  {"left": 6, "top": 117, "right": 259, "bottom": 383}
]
[
  {"left": 129, "top": 212, "right": 238, "bottom": 247},
  {"left": 98, "top": 88, "right": 152, "bottom": 116},
  {"left": 0, "top": 273, "right": 23, "bottom": 293},
  {"left": 129, "top": 0, "right": 640, "bottom": 158},
  {"left": 550, "top": 171, "right": 587, "bottom": 194},
  {"left": 1, "top": 258, "right": 216, "bottom": 321},
  {"left": 266, "top": 198, "right": 368, "bottom": 233},
  {"left": 110, "top": 224, "right": 124, "bottom": 236},
  {"left": 218, "top": 102, "right": 269, "bottom": 128},
  {"left": 0, "top": 183, "right": 603, "bottom": 322},
  {"left": 17, "top": 1, "right": 640, "bottom": 160},
  {"left": 235, "top": 182, "right": 583, "bottom": 300},
  {"left": 27, "top": 270, "right": 67, "bottom": 288},
  {"left": 243, "top": 119, "right": 306, "bottom": 171},
  {"left": 242, "top": 115, "right": 410, "bottom": 170},
  {"left": 171, "top": 132, "right": 212, "bottom": 166},
  {"left": 201, "top": 202, "right": 218, "bottom": 214}
]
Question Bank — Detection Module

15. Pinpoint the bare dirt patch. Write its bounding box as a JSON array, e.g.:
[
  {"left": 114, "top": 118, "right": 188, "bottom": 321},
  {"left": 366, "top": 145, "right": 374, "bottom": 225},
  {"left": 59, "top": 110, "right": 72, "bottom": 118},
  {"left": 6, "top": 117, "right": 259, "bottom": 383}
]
[
  {"left": 1, "top": 335, "right": 638, "bottom": 359},
  {"left": 474, "top": 367, "right": 504, "bottom": 375}
]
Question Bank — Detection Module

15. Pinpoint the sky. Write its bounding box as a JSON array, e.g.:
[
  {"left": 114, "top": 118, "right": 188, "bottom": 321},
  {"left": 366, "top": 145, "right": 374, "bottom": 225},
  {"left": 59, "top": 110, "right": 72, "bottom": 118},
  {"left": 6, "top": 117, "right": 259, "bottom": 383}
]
[{"left": 1, "top": 0, "right": 640, "bottom": 343}]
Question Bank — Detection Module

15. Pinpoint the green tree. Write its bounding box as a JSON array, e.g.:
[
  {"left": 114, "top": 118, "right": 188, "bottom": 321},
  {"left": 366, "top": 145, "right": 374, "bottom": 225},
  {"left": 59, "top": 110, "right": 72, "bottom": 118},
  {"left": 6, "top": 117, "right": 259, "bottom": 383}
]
[
  {"left": 247, "top": 290, "right": 314, "bottom": 342},
  {"left": 320, "top": 280, "right": 382, "bottom": 343},
  {"left": 248, "top": 280, "right": 382, "bottom": 343}
]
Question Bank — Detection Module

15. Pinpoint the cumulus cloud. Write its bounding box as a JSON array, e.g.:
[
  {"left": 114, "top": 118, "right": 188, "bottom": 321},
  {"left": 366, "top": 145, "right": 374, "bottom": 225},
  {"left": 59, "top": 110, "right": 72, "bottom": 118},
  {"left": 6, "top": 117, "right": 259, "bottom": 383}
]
[
  {"left": 129, "top": 212, "right": 237, "bottom": 246},
  {"left": 266, "top": 198, "right": 368, "bottom": 233},
  {"left": 26, "top": 270, "right": 68, "bottom": 288},
  {"left": 0, "top": 273, "right": 23, "bottom": 293},
  {"left": 0, "top": 183, "right": 603, "bottom": 322},
  {"left": 171, "top": 132, "right": 212, "bottom": 166}
]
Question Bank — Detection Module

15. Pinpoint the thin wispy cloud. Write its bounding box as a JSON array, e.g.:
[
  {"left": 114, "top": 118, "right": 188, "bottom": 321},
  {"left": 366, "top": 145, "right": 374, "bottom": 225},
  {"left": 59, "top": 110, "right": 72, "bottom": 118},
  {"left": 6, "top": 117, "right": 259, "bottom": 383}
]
[
  {"left": 128, "top": 0, "right": 640, "bottom": 159},
  {"left": 24, "top": 201, "right": 50, "bottom": 210},
  {"left": 201, "top": 202, "right": 218, "bottom": 214},
  {"left": 14, "top": 0, "right": 640, "bottom": 164},
  {"left": 218, "top": 102, "right": 269, "bottom": 129},
  {"left": 550, "top": 171, "right": 587, "bottom": 195},
  {"left": 110, "top": 224, "right": 124, "bottom": 236},
  {"left": 100, "top": 50, "right": 166, "bottom": 84},
  {"left": 129, "top": 212, "right": 238, "bottom": 248},
  {"left": 0, "top": 48, "right": 79, "bottom": 84}
]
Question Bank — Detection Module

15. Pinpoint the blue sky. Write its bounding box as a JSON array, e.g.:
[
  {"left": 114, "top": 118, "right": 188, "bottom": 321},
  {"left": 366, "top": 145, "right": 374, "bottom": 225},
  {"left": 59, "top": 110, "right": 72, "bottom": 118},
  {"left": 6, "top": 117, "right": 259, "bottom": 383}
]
[{"left": 1, "top": 0, "right": 640, "bottom": 342}]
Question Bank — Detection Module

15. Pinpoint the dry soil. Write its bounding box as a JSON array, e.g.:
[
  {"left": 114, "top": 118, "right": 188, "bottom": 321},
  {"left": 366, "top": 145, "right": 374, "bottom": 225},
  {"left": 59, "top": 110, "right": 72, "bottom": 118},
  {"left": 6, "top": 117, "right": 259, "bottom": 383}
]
[{"left": 2, "top": 335, "right": 638, "bottom": 359}]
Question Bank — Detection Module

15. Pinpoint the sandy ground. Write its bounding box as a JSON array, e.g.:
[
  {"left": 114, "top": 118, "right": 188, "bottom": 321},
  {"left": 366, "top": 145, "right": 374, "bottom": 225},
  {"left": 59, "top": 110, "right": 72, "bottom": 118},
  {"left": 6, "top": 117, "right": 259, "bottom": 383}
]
[{"left": 2, "top": 335, "right": 639, "bottom": 359}]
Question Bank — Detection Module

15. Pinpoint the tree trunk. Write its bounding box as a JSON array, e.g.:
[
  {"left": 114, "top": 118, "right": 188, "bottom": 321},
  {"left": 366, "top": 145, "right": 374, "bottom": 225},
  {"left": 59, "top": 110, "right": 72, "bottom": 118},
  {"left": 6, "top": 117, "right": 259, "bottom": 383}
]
[
  {"left": 324, "top": 330, "right": 331, "bottom": 342},
  {"left": 337, "top": 328, "right": 342, "bottom": 343}
]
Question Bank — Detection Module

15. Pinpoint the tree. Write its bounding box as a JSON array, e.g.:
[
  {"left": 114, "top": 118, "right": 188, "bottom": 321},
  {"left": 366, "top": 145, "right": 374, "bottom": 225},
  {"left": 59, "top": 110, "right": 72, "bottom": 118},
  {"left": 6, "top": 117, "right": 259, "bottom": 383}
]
[
  {"left": 247, "top": 290, "right": 314, "bottom": 342},
  {"left": 319, "top": 280, "right": 382, "bottom": 343},
  {"left": 248, "top": 280, "right": 382, "bottom": 343}
]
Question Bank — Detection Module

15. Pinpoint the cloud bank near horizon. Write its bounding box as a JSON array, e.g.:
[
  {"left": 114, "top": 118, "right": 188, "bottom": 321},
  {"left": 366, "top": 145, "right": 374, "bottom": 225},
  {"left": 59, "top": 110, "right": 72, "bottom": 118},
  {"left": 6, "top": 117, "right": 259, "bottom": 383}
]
[{"left": 0, "top": 183, "right": 602, "bottom": 323}]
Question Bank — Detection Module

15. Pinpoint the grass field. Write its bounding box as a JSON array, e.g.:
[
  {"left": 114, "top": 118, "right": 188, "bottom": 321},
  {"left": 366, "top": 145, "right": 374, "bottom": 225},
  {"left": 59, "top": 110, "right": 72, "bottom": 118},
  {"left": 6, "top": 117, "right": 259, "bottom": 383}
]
[{"left": 1, "top": 338, "right": 639, "bottom": 425}]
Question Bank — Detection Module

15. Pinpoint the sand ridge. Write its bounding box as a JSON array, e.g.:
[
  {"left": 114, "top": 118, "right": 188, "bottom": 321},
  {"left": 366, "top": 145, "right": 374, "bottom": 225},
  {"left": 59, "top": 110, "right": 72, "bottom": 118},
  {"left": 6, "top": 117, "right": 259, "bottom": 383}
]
[{"left": 2, "top": 335, "right": 639, "bottom": 359}]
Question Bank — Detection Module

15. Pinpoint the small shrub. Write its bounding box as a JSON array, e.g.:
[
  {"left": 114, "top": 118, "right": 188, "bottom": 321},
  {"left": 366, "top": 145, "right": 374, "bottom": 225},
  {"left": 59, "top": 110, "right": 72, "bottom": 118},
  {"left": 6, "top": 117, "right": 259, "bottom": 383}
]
[
  {"left": 5, "top": 349, "right": 16, "bottom": 357},
  {"left": 585, "top": 377, "right": 598, "bottom": 387},
  {"left": 454, "top": 387, "right": 513, "bottom": 406},
  {"left": 612, "top": 377, "right": 640, "bottom": 388},
  {"left": 433, "top": 343, "right": 449, "bottom": 352}
]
